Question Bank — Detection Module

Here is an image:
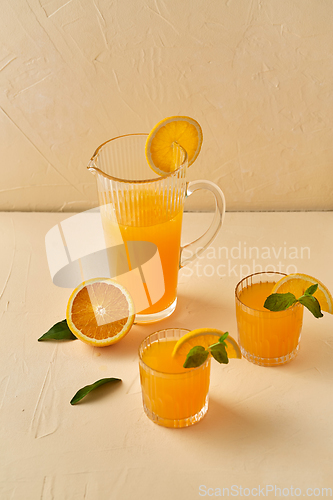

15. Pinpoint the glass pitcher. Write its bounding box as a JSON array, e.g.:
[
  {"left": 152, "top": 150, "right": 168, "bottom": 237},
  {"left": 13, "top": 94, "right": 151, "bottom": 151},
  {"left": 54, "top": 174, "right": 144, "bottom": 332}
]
[{"left": 88, "top": 133, "right": 225, "bottom": 323}]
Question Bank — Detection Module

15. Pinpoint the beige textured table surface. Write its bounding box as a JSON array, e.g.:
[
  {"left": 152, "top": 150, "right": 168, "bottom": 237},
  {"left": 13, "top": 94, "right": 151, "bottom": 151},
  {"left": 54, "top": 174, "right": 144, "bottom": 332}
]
[{"left": 1, "top": 211, "right": 333, "bottom": 500}]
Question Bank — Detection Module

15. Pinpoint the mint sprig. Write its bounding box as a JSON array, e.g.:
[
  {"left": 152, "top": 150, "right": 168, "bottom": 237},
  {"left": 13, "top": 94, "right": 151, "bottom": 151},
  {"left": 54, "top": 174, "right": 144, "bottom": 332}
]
[
  {"left": 183, "top": 346, "right": 209, "bottom": 368},
  {"left": 183, "top": 333, "right": 230, "bottom": 368},
  {"left": 264, "top": 284, "right": 323, "bottom": 318}
]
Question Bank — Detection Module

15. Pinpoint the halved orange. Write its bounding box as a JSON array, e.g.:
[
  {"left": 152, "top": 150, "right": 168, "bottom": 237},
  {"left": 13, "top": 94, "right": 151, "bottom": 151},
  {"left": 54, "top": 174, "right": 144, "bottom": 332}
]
[
  {"left": 145, "top": 116, "right": 203, "bottom": 175},
  {"left": 66, "top": 278, "right": 135, "bottom": 346},
  {"left": 272, "top": 273, "right": 333, "bottom": 314},
  {"left": 172, "top": 328, "right": 241, "bottom": 359}
]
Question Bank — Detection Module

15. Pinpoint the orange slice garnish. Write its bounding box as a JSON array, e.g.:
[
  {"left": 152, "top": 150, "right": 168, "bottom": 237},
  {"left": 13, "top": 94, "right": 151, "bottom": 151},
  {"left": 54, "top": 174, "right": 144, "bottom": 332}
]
[
  {"left": 145, "top": 116, "right": 203, "bottom": 175},
  {"left": 172, "top": 328, "right": 241, "bottom": 359},
  {"left": 272, "top": 273, "right": 333, "bottom": 314}
]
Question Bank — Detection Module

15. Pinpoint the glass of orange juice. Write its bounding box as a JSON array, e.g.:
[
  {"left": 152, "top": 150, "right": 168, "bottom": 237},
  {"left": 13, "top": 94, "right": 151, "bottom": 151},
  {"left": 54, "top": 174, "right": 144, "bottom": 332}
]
[
  {"left": 235, "top": 272, "right": 304, "bottom": 366},
  {"left": 88, "top": 134, "right": 225, "bottom": 323},
  {"left": 138, "top": 328, "right": 211, "bottom": 427}
]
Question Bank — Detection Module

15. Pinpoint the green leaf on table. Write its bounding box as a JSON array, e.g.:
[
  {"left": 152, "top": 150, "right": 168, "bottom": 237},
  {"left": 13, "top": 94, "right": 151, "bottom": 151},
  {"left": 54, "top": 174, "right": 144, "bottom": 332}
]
[
  {"left": 70, "top": 378, "right": 122, "bottom": 405},
  {"left": 183, "top": 346, "right": 209, "bottom": 368},
  {"left": 264, "top": 292, "right": 298, "bottom": 312},
  {"left": 298, "top": 295, "right": 323, "bottom": 318},
  {"left": 38, "top": 319, "right": 77, "bottom": 341}
]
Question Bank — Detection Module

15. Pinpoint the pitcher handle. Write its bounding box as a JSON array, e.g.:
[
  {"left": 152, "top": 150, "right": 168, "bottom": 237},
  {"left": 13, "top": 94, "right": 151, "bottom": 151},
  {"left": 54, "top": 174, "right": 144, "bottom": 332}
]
[{"left": 179, "top": 180, "right": 226, "bottom": 268}]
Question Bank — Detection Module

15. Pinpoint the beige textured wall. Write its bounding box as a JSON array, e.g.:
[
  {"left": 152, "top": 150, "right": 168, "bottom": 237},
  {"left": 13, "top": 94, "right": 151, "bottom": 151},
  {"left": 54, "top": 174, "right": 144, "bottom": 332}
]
[{"left": 1, "top": 0, "right": 332, "bottom": 212}]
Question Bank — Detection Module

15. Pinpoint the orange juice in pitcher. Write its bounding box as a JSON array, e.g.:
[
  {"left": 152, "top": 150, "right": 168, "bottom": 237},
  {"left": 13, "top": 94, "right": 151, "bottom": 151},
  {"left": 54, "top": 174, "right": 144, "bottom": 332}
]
[
  {"left": 88, "top": 130, "right": 225, "bottom": 323},
  {"left": 101, "top": 189, "right": 184, "bottom": 316}
]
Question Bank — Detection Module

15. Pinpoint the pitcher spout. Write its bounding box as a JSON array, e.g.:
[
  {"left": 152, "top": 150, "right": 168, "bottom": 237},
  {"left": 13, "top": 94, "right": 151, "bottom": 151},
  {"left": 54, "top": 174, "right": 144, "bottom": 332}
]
[{"left": 87, "top": 160, "right": 97, "bottom": 175}]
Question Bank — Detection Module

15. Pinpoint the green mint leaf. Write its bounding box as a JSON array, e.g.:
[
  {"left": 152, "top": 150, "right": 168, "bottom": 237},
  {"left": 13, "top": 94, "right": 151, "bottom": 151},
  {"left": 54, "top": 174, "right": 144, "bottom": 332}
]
[
  {"left": 264, "top": 292, "right": 297, "bottom": 311},
  {"left": 70, "top": 378, "right": 122, "bottom": 405},
  {"left": 209, "top": 333, "right": 230, "bottom": 350},
  {"left": 210, "top": 343, "right": 229, "bottom": 364},
  {"left": 304, "top": 284, "right": 318, "bottom": 296},
  {"left": 218, "top": 332, "right": 229, "bottom": 344},
  {"left": 298, "top": 295, "right": 323, "bottom": 318},
  {"left": 183, "top": 346, "right": 209, "bottom": 368},
  {"left": 38, "top": 319, "right": 77, "bottom": 341}
]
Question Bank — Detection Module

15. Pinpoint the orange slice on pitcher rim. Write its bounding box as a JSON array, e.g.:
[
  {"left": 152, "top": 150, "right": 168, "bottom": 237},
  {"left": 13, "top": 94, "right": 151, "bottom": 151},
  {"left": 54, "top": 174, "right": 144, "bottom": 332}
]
[
  {"left": 66, "top": 278, "right": 135, "bottom": 346},
  {"left": 145, "top": 116, "right": 203, "bottom": 176},
  {"left": 172, "top": 328, "right": 241, "bottom": 359},
  {"left": 272, "top": 273, "right": 333, "bottom": 314}
]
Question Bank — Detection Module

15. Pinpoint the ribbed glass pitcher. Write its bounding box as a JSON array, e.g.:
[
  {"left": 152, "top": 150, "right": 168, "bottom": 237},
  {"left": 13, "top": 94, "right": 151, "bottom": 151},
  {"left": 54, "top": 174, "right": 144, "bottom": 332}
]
[{"left": 88, "top": 134, "right": 225, "bottom": 323}]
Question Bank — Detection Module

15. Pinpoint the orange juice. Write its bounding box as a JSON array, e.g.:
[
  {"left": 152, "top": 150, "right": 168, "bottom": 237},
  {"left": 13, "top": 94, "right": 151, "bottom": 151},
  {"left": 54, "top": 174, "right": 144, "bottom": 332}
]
[
  {"left": 89, "top": 133, "right": 226, "bottom": 323},
  {"left": 101, "top": 190, "right": 184, "bottom": 316},
  {"left": 235, "top": 274, "right": 303, "bottom": 366},
  {"left": 238, "top": 281, "right": 274, "bottom": 311},
  {"left": 139, "top": 330, "right": 211, "bottom": 427}
]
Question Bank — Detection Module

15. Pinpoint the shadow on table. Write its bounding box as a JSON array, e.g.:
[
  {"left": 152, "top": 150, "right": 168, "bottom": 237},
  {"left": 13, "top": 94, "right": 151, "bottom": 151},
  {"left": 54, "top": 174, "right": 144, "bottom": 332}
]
[
  {"left": 181, "top": 396, "right": 279, "bottom": 448},
  {"left": 274, "top": 325, "right": 333, "bottom": 378}
]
